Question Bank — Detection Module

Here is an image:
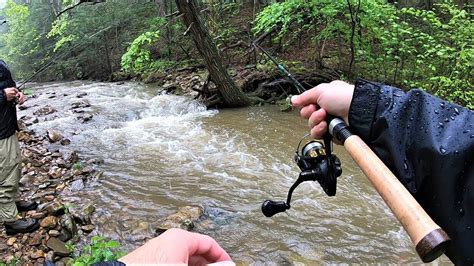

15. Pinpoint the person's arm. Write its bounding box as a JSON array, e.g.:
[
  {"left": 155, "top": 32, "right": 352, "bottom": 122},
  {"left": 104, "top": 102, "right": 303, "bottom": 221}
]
[{"left": 292, "top": 80, "right": 474, "bottom": 264}]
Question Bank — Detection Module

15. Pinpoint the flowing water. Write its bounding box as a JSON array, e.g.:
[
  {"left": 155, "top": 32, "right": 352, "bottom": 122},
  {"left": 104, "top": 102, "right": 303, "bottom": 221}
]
[{"left": 20, "top": 81, "right": 449, "bottom": 264}]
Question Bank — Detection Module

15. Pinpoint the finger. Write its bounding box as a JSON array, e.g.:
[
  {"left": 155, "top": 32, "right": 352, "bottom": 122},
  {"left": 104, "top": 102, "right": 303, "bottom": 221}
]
[
  {"left": 308, "top": 108, "right": 327, "bottom": 129},
  {"left": 299, "top": 104, "right": 317, "bottom": 119},
  {"left": 310, "top": 121, "right": 328, "bottom": 139},
  {"left": 187, "top": 232, "right": 232, "bottom": 263},
  {"left": 291, "top": 84, "right": 326, "bottom": 108}
]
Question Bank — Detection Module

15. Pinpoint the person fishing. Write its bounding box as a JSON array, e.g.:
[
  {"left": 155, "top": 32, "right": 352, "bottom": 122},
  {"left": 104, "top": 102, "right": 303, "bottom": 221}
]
[
  {"left": 94, "top": 79, "right": 472, "bottom": 265},
  {"left": 0, "top": 59, "right": 39, "bottom": 235}
]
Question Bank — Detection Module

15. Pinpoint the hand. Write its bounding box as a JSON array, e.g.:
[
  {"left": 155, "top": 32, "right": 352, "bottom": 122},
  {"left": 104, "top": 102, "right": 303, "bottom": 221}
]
[
  {"left": 119, "top": 228, "right": 233, "bottom": 265},
  {"left": 291, "top": 80, "right": 354, "bottom": 139},
  {"left": 16, "top": 92, "right": 25, "bottom": 105},
  {"left": 3, "top": 87, "right": 18, "bottom": 102}
]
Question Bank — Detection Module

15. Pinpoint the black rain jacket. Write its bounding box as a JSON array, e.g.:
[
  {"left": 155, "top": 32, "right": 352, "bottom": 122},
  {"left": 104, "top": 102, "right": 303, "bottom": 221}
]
[
  {"left": 0, "top": 60, "right": 18, "bottom": 140},
  {"left": 349, "top": 80, "right": 473, "bottom": 264}
]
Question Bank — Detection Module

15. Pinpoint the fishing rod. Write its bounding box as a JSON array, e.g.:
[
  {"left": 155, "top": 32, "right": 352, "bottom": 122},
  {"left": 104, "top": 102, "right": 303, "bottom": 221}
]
[
  {"left": 255, "top": 43, "right": 450, "bottom": 262},
  {"left": 16, "top": 25, "right": 112, "bottom": 90}
]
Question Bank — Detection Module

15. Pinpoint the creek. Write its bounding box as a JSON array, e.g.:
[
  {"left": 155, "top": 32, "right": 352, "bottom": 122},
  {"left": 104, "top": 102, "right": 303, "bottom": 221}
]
[{"left": 20, "top": 81, "right": 444, "bottom": 264}]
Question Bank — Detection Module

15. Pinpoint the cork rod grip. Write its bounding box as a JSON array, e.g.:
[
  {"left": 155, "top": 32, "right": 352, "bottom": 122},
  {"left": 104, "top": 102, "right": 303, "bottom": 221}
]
[{"left": 344, "top": 135, "right": 450, "bottom": 262}]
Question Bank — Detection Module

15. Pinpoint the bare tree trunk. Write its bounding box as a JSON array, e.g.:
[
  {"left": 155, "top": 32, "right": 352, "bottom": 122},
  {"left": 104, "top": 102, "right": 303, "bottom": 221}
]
[{"left": 175, "top": 0, "right": 252, "bottom": 107}]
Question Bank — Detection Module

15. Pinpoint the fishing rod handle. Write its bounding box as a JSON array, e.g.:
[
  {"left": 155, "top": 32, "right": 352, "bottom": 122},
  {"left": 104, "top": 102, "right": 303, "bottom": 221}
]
[{"left": 329, "top": 118, "right": 450, "bottom": 262}]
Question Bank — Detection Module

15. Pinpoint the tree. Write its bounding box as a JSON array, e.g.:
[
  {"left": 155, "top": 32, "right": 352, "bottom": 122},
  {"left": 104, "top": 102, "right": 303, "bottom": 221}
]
[{"left": 175, "top": 0, "right": 253, "bottom": 107}]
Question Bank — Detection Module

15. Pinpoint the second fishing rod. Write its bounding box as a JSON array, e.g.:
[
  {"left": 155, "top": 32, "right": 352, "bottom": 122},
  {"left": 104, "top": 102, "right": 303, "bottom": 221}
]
[{"left": 253, "top": 42, "right": 450, "bottom": 262}]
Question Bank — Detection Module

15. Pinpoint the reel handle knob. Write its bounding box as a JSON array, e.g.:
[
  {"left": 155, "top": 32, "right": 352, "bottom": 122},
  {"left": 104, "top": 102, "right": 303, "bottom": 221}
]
[{"left": 261, "top": 200, "right": 289, "bottom": 217}]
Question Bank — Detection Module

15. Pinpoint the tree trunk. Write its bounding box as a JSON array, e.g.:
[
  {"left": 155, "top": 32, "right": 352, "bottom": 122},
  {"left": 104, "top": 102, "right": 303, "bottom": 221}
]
[{"left": 175, "top": 0, "right": 252, "bottom": 107}]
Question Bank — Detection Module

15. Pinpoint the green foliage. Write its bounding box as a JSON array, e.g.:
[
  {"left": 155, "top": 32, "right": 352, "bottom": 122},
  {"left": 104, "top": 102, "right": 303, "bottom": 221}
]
[
  {"left": 0, "top": 257, "right": 21, "bottom": 266},
  {"left": 71, "top": 236, "right": 125, "bottom": 266},
  {"left": 72, "top": 162, "right": 84, "bottom": 171},
  {"left": 121, "top": 30, "right": 162, "bottom": 73},
  {"left": 254, "top": 0, "right": 474, "bottom": 108}
]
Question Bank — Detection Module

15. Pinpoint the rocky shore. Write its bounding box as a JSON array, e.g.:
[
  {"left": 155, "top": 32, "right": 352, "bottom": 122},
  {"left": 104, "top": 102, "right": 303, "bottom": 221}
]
[{"left": 0, "top": 92, "right": 101, "bottom": 265}]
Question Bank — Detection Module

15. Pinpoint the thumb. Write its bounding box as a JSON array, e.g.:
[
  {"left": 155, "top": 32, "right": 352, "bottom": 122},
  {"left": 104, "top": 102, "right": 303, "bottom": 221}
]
[{"left": 291, "top": 86, "right": 323, "bottom": 108}]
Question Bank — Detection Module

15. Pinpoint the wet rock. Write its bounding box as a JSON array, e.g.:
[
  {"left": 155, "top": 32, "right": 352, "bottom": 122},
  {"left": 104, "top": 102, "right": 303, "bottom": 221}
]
[
  {"left": 7, "top": 237, "right": 16, "bottom": 246},
  {"left": 28, "top": 232, "right": 43, "bottom": 246},
  {"left": 71, "top": 99, "right": 91, "bottom": 109},
  {"left": 47, "top": 130, "right": 63, "bottom": 143},
  {"left": 76, "top": 92, "right": 87, "bottom": 98},
  {"left": 70, "top": 203, "right": 94, "bottom": 225},
  {"left": 46, "top": 237, "right": 70, "bottom": 257},
  {"left": 77, "top": 113, "right": 93, "bottom": 123},
  {"left": 56, "top": 257, "right": 72, "bottom": 266},
  {"left": 22, "top": 116, "right": 39, "bottom": 126},
  {"left": 86, "top": 158, "right": 104, "bottom": 165},
  {"left": 60, "top": 138, "right": 71, "bottom": 146},
  {"left": 63, "top": 151, "right": 79, "bottom": 164},
  {"left": 28, "top": 210, "right": 46, "bottom": 219},
  {"left": 17, "top": 131, "right": 33, "bottom": 142},
  {"left": 32, "top": 190, "right": 55, "bottom": 200},
  {"left": 47, "top": 201, "right": 66, "bottom": 216},
  {"left": 19, "top": 174, "right": 35, "bottom": 187},
  {"left": 156, "top": 206, "right": 204, "bottom": 233},
  {"left": 34, "top": 105, "right": 57, "bottom": 116},
  {"left": 48, "top": 230, "right": 60, "bottom": 237},
  {"left": 29, "top": 248, "right": 44, "bottom": 259},
  {"left": 45, "top": 250, "right": 55, "bottom": 261},
  {"left": 70, "top": 179, "right": 84, "bottom": 191},
  {"left": 48, "top": 167, "right": 63, "bottom": 179},
  {"left": 59, "top": 214, "right": 77, "bottom": 241},
  {"left": 81, "top": 224, "right": 94, "bottom": 233},
  {"left": 40, "top": 216, "right": 58, "bottom": 230}
]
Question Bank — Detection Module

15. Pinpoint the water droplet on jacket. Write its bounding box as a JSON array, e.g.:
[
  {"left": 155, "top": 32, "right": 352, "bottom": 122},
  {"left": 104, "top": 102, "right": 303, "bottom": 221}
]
[
  {"left": 438, "top": 122, "right": 444, "bottom": 128},
  {"left": 440, "top": 102, "right": 445, "bottom": 108},
  {"left": 440, "top": 146, "right": 446, "bottom": 154},
  {"left": 468, "top": 226, "right": 472, "bottom": 231},
  {"left": 434, "top": 110, "right": 439, "bottom": 114},
  {"left": 404, "top": 161, "right": 408, "bottom": 171},
  {"left": 454, "top": 108, "right": 459, "bottom": 115},
  {"left": 444, "top": 118, "right": 449, "bottom": 122},
  {"left": 459, "top": 208, "right": 464, "bottom": 216},
  {"left": 385, "top": 102, "right": 389, "bottom": 107},
  {"left": 409, "top": 117, "right": 414, "bottom": 121},
  {"left": 415, "top": 91, "right": 420, "bottom": 96},
  {"left": 455, "top": 150, "right": 459, "bottom": 155},
  {"left": 450, "top": 116, "right": 455, "bottom": 120},
  {"left": 471, "top": 134, "right": 474, "bottom": 139}
]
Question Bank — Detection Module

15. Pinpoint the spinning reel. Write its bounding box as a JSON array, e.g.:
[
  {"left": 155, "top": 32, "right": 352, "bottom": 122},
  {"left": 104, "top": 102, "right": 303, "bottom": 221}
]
[{"left": 261, "top": 134, "right": 342, "bottom": 217}]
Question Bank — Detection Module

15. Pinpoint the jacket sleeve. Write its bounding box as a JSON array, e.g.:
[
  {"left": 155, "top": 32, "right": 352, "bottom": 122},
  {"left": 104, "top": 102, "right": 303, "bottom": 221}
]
[
  {"left": 348, "top": 79, "right": 474, "bottom": 264},
  {"left": 0, "top": 87, "right": 5, "bottom": 106}
]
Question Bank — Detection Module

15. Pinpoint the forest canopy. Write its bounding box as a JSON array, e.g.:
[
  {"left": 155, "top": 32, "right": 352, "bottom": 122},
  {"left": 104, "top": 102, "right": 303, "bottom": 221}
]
[{"left": 0, "top": 0, "right": 472, "bottom": 108}]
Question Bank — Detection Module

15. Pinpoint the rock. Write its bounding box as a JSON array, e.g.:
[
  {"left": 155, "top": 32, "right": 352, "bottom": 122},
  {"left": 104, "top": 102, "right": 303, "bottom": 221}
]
[
  {"left": 44, "top": 195, "right": 55, "bottom": 201},
  {"left": 59, "top": 214, "right": 77, "bottom": 241},
  {"left": 33, "top": 105, "right": 56, "bottom": 116},
  {"left": 56, "top": 257, "right": 72, "bottom": 266},
  {"left": 156, "top": 206, "right": 204, "bottom": 233},
  {"left": 76, "top": 92, "right": 87, "bottom": 98},
  {"left": 28, "top": 232, "right": 43, "bottom": 246},
  {"left": 46, "top": 201, "right": 66, "bottom": 216},
  {"left": 45, "top": 250, "right": 55, "bottom": 261},
  {"left": 70, "top": 203, "right": 94, "bottom": 225},
  {"left": 48, "top": 167, "right": 63, "bottom": 179},
  {"left": 60, "top": 138, "right": 71, "bottom": 146},
  {"left": 77, "top": 113, "right": 93, "bottom": 123},
  {"left": 19, "top": 174, "right": 35, "bottom": 187},
  {"left": 40, "top": 216, "right": 58, "bottom": 229},
  {"left": 17, "top": 131, "right": 33, "bottom": 142},
  {"left": 18, "top": 105, "right": 28, "bottom": 110},
  {"left": 70, "top": 179, "right": 85, "bottom": 191},
  {"left": 7, "top": 237, "right": 16, "bottom": 246},
  {"left": 71, "top": 99, "right": 91, "bottom": 109},
  {"left": 63, "top": 151, "right": 79, "bottom": 164},
  {"left": 29, "top": 249, "right": 44, "bottom": 259},
  {"left": 48, "top": 230, "right": 60, "bottom": 237},
  {"left": 81, "top": 224, "right": 94, "bottom": 233},
  {"left": 32, "top": 190, "right": 55, "bottom": 200},
  {"left": 46, "top": 237, "right": 71, "bottom": 257},
  {"left": 28, "top": 210, "right": 46, "bottom": 219},
  {"left": 86, "top": 158, "right": 104, "bottom": 165},
  {"left": 47, "top": 130, "right": 63, "bottom": 143}
]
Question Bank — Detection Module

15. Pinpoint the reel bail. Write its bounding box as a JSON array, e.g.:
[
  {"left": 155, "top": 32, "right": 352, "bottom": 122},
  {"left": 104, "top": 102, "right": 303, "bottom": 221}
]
[{"left": 261, "top": 134, "right": 342, "bottom": 217}]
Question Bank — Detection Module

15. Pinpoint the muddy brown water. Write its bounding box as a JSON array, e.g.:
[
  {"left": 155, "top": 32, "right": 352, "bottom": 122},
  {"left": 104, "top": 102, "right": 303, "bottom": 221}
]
[{"left": 20, "top": 81, "right": 450, "bottom": 264}]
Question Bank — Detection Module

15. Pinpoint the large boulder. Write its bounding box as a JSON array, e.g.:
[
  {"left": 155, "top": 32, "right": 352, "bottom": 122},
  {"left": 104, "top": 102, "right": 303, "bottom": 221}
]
[{"left": 156, "top": 206, "right": 204, "bottom": 234}]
